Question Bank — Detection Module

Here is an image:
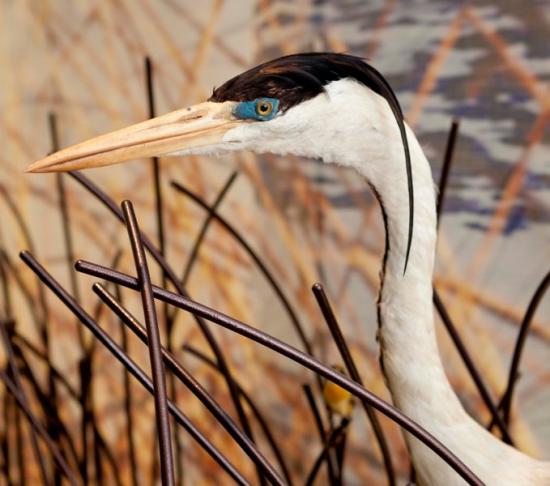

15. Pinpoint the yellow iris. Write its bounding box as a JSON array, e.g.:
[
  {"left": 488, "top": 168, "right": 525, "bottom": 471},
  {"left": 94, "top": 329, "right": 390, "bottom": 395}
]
[{"left": 256, "top": 99, "right": 273, "bottom": 117}]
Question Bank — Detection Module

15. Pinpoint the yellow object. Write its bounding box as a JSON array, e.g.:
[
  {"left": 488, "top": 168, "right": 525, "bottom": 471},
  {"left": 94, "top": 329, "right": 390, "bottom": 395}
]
[{"left": 323, "top": 365, "right": 355, "bottom": 418}]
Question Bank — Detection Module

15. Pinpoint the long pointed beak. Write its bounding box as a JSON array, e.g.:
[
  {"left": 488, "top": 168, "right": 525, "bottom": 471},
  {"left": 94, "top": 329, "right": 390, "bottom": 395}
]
[{"left": 26, "top": 101, "right": 240, "bottom": 173}]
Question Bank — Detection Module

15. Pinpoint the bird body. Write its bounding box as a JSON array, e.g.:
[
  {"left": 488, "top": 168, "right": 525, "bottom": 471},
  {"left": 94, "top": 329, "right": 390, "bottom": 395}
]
[{"left": 27, "top": 53, "right": 550, "bottom": 485}]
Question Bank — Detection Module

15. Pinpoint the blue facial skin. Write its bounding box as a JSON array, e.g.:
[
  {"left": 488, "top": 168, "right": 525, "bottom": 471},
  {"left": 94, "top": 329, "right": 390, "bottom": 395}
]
[{"left": 233, "top": 98, "right": 280, "bottom": 121}]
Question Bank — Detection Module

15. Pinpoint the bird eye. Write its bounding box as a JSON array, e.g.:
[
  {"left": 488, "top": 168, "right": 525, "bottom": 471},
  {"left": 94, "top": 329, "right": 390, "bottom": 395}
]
[
  {"left": 256, "top": 100, "right": 273, "bottom": 116},
  {"left": 233, "top": 98, "right": 279, "bottom": 121}
]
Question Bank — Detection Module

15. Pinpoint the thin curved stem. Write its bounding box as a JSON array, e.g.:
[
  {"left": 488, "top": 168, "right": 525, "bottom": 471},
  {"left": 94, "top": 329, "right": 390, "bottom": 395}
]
[
  {"left": 0, "top": 370, "right": 78, "bottom": 486},
  {"left": 182, "top": 171, "right": 238, "bottom": 287},
  {"left": 182, "top": 344, "right": 294, "bottom": 486},
  {"left": 498, "top": 269, "right": 550, "bottom": 431},
  {"left": 115, "top": 284, "right": 139, "bottom": 486},
  {"left": 75, "top": 259, "right": 484, "bottom": 486},
  {"left": 170, "top": 178, "right": 327, "bottom": 406},
  {"left": 68, "top": 171, "right": 257, "bottom": 470},
  {"left": 122, "top": 201, "right": 175, "bottom": 486},
  {"left": 434, "top": 119, "right": 512, "bottom": 442},
  {"left": 171, "top": 180, "right": 314, "bottom": 359},
  {"left": 20, "top": 250, "right": 250, "bottom": 486},
  {"left": 0, "top": 321, "right": 49, "bottom": 484},
  {"left": 303, "top": 384, "right": 338, "bottom": 484},
  {"left": 167, "top": 171, "right": 237, "bottom": 327},
  {"left": 433, "top": 290, "right": 512, "bottom": 443},
  {"left": 436, "top": 119, "right": 459, "bottom": 225},
  {"left": 312, "top": 283, "right": 395, "bottom": 485},
  {"left": 11, "top": 331, "right": 79, "bottom": 400},
  {"left": 93, "top": 282, "right": 284, "bottom": 486},
  {"left": 144, "top": 57, "right": 179, "bottom": 485},
  {"left": 304, "top": 419, "right": 350, "bottom": 486}
]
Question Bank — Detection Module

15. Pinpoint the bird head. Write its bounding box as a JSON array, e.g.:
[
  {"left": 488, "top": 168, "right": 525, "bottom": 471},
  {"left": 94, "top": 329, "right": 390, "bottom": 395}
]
[{"left": 26, "top": 52, "right": 414, "bottom": 270}]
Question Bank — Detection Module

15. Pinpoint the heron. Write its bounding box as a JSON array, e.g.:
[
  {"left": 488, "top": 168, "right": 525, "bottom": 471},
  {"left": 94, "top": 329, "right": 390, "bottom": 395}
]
[{"left": 27, "top": 52, "right": 550, "bottom": 484}]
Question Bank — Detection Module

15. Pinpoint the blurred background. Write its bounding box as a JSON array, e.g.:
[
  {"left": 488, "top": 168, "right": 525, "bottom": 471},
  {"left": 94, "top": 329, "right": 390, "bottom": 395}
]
[{"left": 0, "top": 0, "right": 549, "bottom": 484}]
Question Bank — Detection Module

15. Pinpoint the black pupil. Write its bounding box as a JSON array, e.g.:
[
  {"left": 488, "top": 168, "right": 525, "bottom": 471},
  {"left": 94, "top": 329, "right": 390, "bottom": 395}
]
[{"left": 259, "top": 102, "right": 270, "bottom": 114}]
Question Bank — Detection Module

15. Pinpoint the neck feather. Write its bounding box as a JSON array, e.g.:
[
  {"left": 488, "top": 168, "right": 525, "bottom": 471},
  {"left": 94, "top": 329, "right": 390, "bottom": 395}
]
[{"left": 361, "top": 124, "right": 467, "bottom": 422}]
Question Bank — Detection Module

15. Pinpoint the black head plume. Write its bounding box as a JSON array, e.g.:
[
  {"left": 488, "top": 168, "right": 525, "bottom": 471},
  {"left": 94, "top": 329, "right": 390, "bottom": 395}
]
[{"left": 210, "top": 53, "right": 414, "bottom": 273}]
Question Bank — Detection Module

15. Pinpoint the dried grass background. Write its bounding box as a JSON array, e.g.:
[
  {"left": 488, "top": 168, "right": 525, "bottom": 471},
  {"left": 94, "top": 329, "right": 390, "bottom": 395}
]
[{"left": 0, "top": 1, "right": 549, "bottom": 484}]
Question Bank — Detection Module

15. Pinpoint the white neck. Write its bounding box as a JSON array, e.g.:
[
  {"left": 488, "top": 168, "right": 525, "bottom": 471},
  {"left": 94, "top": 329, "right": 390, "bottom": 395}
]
[
  {"left": 345, "top": 88, "right": 549, "bottom": 485},
  {"left": 367, "top": 125, "right": 466, "bottom": 421},
  {"left": 352, "top": 101, "right": 548, "bottom": 485},
  {"left": 294, "top": 82, "right": 467, "bottom": 421}
]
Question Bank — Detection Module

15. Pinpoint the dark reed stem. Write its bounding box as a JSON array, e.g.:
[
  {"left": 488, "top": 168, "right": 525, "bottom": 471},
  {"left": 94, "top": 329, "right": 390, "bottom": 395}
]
[
  {"left": 335, "top": 422, "right": 348, "bottom": 485},
  {"left": 434, "top": 120, "right": 512, "bottom": 441},
  {"left": 145, "top": 56, "right": 176, "bottom": 485},
  {"left": 182, "top": 344, "right": 294, "bottom": 486},
  {"left": 171, "top": 179, "right": 315, "bottom": 364},
  {"left": 167, "top": 172, "right": 238, "bottom": 325},
  {"left": 168, "top": 171, "right": 239, "bottom": 485},
  {"left": 94, "top": 426, "right": 124, "bottom": 486},
  {"left": 144, "top": 57, "right": 166, "bottom": 263},
  {"left": 49, "top": 114, "right": 83, "bottom": 343},
  {"left": 75, "top": 260, "right": 484, "bottom": 486},
  {"left": 2, "top": 390, "right": 14, "bottom": 486},
  {"left": 0, "top": 247, "right": 13, "bottom": 319},
  {"left": 122, "top": 201, "right": 175, "bottom": 486},
  {"left": 15, "top": 327, "right": 122, "bottom": 484},
  {"left": 312, "top": 283, "right": 395, "bottom": 486},
  {"left": 94, "top": 283, "right": 285, "bottom": 486},
  {"left": 92, "top": 428, "right": 103, "bottom": 485},
  {"left": 433, "top": 291, "right": 512, "bottom": 442},
  {"left": 0, "top": 185, "right": 55, "bottom": 444},
  {"left": 305, "top": 419, "right": 350, "bottom": 486},
  {"left": 10, "top": 339, "right": 81, "bottom": 472},
  {"left": 68, "top": 171, "right": 258, "bottom": 478},
  {"left": 182, "top": 171, "right": 238, "bottom": 287},
  {"left": 12, "top": 332, "right": 79, "bottom": 400},
  {"left": 303, "top": 384, "right": 338, "bottom": 484},
  {"left": 0, "top": 250, "right": 43, "bottom": 333},
  {"left": 20, "top": 250, "right": 251, "bottom": 486},
  {"left": 0, "top": 370, "right": 78, "bottom": 486},
  {"left": 116, "top": 283, "right": 139, "bottom": 486},
  {"left": 436, "top": 119, "right": 459, "bottom": 225},
  {"left": 0, "top": 320, "right": 49, "bottom": 484},
  {"left": 49, "top": 112, "right": 90, "bottom": 484},
  {"left": 497, "top": 269, "right": 550, "bottom": 432},
  {"left": 78, "top": 359, "right": 93, "bottom": 483},
  {"left": 86, "top": 250, "right": 123, "bottom": 357},
  {"left": 14, "top": 399, "right": 25, "bottom": 486},
  {"left": 15, "top": 323, "right": 124, "bottom": 486}
]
